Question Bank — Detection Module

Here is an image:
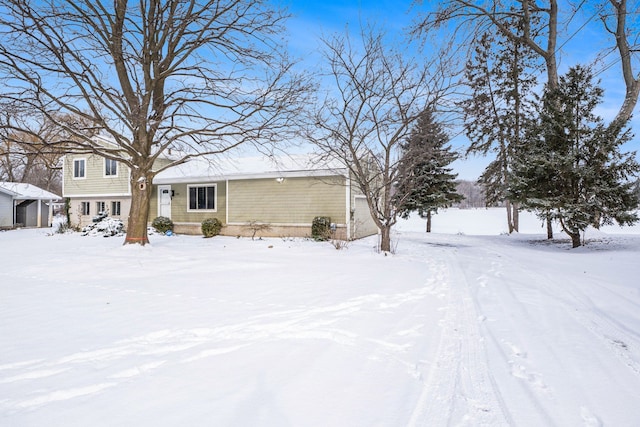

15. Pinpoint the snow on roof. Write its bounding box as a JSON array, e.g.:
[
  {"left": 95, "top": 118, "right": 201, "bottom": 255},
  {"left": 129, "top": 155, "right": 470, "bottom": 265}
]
[
  {"left": 154, "top": 154, "right": 347, "bottom": 184},
  {"left": 0, "top": 182, "right": 61, "bottom": 200}
]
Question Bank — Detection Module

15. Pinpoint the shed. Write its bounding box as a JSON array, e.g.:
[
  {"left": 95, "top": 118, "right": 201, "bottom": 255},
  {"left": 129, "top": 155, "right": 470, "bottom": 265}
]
[{"left": 0, "top": 182, "right": 61, "bottom": 229}]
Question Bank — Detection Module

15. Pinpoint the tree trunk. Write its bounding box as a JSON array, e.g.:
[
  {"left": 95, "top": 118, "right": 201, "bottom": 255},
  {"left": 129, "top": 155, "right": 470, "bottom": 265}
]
[
  {"left": 569, "top": 231, "right": 581, "bottom": 248},
  {"left": 426, "top": 211, "right": 432, "bottom": 233},
  {"left": 380, "top": 225, "right": 392, "bottom": 253},
  {"left": 558, "top": 216, "right": 582, "bottom": 248},
  {"left": 546, "top": 212, "right": 553, "bottom": 239},
  {"left": 512, "top": 203, "right": 519, "bottom": 232},
  {"left": 506, "top": 200, "right": 514, "bottom": 233},
  {"left": 125, "top": 171, "right": 152, "bottom": 245}
]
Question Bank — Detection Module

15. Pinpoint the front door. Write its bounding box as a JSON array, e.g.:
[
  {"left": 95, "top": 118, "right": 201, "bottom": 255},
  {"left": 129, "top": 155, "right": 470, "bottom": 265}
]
[{"left": 158, "top": 185, "right": 172, "bottom": 218}]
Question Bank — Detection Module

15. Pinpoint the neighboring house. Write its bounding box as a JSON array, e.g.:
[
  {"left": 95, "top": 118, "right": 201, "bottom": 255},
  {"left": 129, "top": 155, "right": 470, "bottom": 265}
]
[
  {"left": 0, "top": 182, "right": 61, "bottom": 229},
  {"left": 62, "top": 140, "right": 378, "bottom": 239}
]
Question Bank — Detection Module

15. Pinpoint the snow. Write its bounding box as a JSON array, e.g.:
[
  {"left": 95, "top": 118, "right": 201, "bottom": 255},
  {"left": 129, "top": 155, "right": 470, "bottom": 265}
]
[
  {"left": 1, "top": 208, "right": 640, "bottom": 426},
  {"left": 154, "top": 154, "right": 345, "bottom": 184},
  {"left": 0, "top": 182, "right": 60, "bottom": 200}
]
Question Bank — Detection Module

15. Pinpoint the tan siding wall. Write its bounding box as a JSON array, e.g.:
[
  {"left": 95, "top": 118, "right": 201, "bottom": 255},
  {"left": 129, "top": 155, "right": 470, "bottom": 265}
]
[
  {"left": 149, "top": 181, "right": 227, "bottom": 223},
  {"left": 63, "top": 154, "right": 130, "bottom": 196},
  {"left": 228, "top": 176, "right": 346, "bottom": 225},
  {"left": 68, "top": 196, "right": 131, "bottom": 228}
]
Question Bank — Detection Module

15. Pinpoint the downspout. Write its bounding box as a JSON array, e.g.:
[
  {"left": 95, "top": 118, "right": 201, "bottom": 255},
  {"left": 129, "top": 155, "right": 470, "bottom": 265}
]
[
  {"left": 345, "top": 172, "right": 351, "bottom": 240},
  {"left": 48, "top": 199, "right": 54, "bottom": 227},
  {"left": 37, "top": 199, "right": 42, "bottom": 227},
  {"left": 225, "top": 180, "right": 229, "bottom": 225}
]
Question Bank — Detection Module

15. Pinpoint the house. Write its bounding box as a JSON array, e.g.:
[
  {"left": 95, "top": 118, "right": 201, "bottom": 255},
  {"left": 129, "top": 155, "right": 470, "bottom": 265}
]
[
  {"left": 150, "top": 155, "right": 378, "bottom": 240},
  {"left": 0, "top": 182, "right": 61, "bottom": 229},
  {"left": 61, "top": 136, "right": 140, "bottom": 228},
  {"left": 62, "top": 142, "right": 378, "bottom": 240}
]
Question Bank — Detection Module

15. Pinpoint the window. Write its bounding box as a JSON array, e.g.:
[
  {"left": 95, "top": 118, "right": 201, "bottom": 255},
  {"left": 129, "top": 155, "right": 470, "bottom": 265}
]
[
  {"left": 80, "top": 202, "right": 90, "bottom": 215},
  {"left": 188, "top": 184, "right": 216, "bottom": 211},
  {"left": 111, "top": 201, "right": 121, "bottom": 216},
  {"left": 96, "top": 201, "right": 106, "bottom": 214},
  {"left": 73, "top": 159, "right": 86, "bottom": 178},
  {"left": 105, "top": 159, "right": 118, "bottom": 177}
]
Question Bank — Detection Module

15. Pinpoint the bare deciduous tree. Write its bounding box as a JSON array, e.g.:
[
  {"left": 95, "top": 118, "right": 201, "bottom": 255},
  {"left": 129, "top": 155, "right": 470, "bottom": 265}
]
[
  {"left": 0, "top": 0, "right": 309, "bottom": 245},
  {"left": 414, "top": 0, "right": 639, "bottom": 128},
  {"left": 0, "top": 111, "right": 88, "bottom": 194},
  {"left": 305, "top": 24, "right": 453, "bottom": 252}
]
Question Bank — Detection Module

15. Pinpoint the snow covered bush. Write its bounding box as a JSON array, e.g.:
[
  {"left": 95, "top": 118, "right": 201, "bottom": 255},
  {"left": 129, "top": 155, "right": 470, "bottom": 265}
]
[
  {"left": 201, "top": 218, "right": 222, "bottom": 238},
  {"left": 81, "top": 217, "right": 124, "bottom": 237},
  {"left": 152, "top": 216, "right": 174, "bottom": 234}
]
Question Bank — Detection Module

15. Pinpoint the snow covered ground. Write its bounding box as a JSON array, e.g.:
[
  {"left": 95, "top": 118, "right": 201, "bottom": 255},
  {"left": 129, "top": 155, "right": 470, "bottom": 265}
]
[{"left": 1, "top": 208, "right": 639, "bottom": 426}]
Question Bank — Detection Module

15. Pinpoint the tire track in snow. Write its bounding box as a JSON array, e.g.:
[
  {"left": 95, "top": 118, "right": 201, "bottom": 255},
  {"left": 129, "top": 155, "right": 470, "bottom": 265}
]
[
  {"left": 408, "top": 249, "right": 513, "bottom": 427},
  {"left": 460, "top": 236, "right": 640, "bottom": 425},
  {"left": 479, "top": 239, "right": 640, "bottom": 380},
  {"left": 457, "top": 248, "right": 558, "bottom": 427}
]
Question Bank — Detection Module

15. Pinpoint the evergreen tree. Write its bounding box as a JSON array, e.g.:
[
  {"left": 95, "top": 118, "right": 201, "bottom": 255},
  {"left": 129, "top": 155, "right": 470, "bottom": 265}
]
[
  {"left": 395, "top": 108, "right": 463, "bottom": 232},
  {"left": 510, "top": 65, "right": 640, "bottom": 248},
  {"left": 460, "top": 26, "right": 538, "bottom": 234}
]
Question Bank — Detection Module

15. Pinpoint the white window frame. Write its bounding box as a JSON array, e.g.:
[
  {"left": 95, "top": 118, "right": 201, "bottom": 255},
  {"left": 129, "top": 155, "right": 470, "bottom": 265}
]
[
  {"left": 111, "top": 201, "right": 121, "bottom": 216},
  {"left": 96, "top": 201, "right": 106, "bottom": 214},
  {"left": 104, "top": 158, "right": 118, "bottom": 177},
  {"left": 80, "top": 202, "right": 90, "bottom": 215},
  {"left": 187, "top": 183, "right": 217, "bottom": 212},
  {"left": 73, "top": 158, "right": 86, "bottom": 179}
]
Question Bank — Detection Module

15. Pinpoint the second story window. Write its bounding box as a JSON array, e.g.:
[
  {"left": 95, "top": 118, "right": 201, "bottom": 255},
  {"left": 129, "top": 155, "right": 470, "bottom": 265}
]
[
  {"left": 105, "top": 159, "right": 117, "bottom": 177},
  {"left": 73, "top": 159, "right": 86, "bottom": 179}
]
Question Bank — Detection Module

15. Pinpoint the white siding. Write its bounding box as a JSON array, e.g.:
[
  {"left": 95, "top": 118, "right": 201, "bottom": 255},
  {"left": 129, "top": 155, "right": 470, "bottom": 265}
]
[{"left": 0, "top": 192, "right": 13, "bottom": 227}]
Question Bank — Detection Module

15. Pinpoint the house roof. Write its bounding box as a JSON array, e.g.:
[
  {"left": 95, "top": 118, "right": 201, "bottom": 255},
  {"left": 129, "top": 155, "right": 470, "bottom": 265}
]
[
  {"left": 154, "top": 154, "right": 347, "bottom": 184},
  {"left": 0, "top": 182, "right": 61, "bottom": 201}
]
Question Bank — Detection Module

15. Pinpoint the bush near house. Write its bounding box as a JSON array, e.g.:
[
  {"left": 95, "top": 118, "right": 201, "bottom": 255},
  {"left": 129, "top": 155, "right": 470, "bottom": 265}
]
[
  {"left": 312, "top": 216, "right": 331, "bottom": 241},
  {"left": 152, "top": 216, "right": 174, "bottom": 234},
  {"left": 201, "top": 218, "right": 223, "bottom": 238}
]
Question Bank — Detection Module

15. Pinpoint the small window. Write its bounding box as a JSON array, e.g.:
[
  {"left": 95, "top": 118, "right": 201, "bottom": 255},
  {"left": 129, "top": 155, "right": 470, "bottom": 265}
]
[
  {"left": 73, "top": 159, "right": 86, "bottom": 179},
  {"left": 188, "top": 184, "right": 216, "bottom": 211},
  {"left": 80, "top": 202, "right": 90, "bottom": 215},
  {"left": 96, "top": 201, "right": 106, "bottom": 214},
  {"left": 105, "top": 159, "right": 117, "bottom": 177},
  {"left": 111, "top": 201, "right": 121, "bottom": 216}
]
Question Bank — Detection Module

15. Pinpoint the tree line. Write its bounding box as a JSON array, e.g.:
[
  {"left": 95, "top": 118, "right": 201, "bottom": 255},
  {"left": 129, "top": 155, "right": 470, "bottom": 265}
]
[{"left": 0, "top": 0, "right": 638, "bottom": 250}]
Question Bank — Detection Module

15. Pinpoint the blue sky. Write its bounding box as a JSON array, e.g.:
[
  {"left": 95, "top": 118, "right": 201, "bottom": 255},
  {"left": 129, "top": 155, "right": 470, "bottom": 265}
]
[{"left": 284, "top": 1, "right": 640, "bottom": 181}]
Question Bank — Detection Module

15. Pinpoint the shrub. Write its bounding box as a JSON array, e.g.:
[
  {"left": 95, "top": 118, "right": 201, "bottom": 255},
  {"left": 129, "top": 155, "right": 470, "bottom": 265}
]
[
  {"left": 312, "top": 216, "right": 331, "bottom": 241},
  {"left": 201, "top": 218, "right": 223, "bottom": 238},
  {"left": 152, "top": 216, "right": 174, "bottom": 234}
]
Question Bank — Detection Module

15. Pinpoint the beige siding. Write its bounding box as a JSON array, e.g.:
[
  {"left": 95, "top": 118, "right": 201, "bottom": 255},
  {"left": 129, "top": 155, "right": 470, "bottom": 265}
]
[
  {"left": 63, "top": 153, "right": 130, "bottom": 196},
  {"left": 68, "top": 196, "right": 131, "bottom": 228},
  {"left": 149, "top": 181, "right": 227, "bottom": 223},
  {"left": 228, "top": 176, "right": 346, "bottom": 225}
]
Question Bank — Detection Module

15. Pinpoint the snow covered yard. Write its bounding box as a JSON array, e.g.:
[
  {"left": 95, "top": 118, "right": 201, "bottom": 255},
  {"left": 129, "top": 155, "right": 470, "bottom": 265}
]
[{"left": 1, "top": 208, "right": 640, "bottom": 426}]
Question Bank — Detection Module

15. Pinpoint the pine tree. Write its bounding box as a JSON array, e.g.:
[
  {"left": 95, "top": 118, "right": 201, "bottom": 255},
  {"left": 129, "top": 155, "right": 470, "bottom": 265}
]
[
  {"left": 510, "top": 65, "right": 640, "bottom": 248},
  {"left": 460, "top": 26, "right": 538, "bottom": 234},
  {"left": 395, "top": 108, "right": 463, "bottom": 232}
]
